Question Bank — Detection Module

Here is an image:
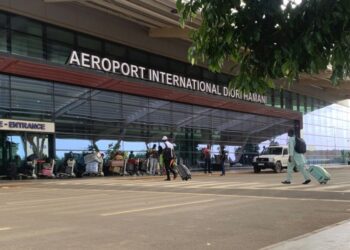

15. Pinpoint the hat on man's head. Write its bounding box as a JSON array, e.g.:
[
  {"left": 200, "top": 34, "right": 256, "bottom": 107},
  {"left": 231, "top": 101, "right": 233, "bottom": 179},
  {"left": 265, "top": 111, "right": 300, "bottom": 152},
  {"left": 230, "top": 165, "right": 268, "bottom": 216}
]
[{"left": 162, "top": 136, "right": 168, "bottom": 141}]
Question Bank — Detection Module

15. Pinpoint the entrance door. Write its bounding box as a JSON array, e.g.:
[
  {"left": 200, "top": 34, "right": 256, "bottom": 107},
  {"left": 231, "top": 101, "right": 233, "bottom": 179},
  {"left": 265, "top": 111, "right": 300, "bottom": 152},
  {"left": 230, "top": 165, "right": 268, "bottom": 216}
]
[{"left": 0, "top": 132, "right": 25, "bottom": 175}]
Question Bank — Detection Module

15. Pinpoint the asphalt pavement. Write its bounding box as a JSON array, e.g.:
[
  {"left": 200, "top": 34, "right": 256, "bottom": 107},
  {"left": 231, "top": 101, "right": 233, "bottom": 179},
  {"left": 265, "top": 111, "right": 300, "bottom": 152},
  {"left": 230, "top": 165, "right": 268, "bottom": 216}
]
[{"left": 0, "top": 167, "right": 349, "bottom": 250}]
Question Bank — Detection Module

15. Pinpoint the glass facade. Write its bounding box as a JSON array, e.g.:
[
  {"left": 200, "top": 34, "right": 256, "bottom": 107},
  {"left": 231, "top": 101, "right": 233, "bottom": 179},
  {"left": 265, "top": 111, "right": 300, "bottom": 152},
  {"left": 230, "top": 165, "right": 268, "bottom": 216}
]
[
  {"left": 0, "top": 74, "right": 294, "bottom": 168},
  {"left": 0, "top": 10, "right": 349, "bottom": 175}
]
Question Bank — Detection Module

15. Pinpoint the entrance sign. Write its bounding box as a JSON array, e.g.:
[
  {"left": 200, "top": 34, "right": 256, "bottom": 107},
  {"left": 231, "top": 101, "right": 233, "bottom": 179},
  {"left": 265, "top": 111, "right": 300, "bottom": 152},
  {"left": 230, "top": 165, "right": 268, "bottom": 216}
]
[
  {"left": 68, "top": 51, "right": 267, "bottom": 104},
  {"left": 0, "top": 119, "right": 55, "bottom": 133}
]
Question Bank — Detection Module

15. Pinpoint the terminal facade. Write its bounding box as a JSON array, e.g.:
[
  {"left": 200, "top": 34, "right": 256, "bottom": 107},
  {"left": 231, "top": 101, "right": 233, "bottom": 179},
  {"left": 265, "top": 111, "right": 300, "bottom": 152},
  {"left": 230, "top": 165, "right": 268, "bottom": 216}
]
[{"left": 0, "top": 0, "right": 349, "bottom": 175}]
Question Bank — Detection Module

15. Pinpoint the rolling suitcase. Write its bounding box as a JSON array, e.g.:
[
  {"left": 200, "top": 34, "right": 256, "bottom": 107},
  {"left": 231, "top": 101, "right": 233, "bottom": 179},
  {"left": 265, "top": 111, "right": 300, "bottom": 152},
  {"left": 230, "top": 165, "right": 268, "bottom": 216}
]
[
  {"left": 177, "top": 163, "right": 192, "bottom": 181},
  {"left": 308, "top": 165, "right": 331, "bottom": 184}
]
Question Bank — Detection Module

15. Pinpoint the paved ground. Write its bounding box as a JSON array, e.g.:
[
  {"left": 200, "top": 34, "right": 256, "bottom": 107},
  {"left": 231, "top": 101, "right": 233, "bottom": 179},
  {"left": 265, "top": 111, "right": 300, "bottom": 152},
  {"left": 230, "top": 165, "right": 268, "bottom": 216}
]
[{"left": 0, "top": 167, "right": 350, "bottom": 250}]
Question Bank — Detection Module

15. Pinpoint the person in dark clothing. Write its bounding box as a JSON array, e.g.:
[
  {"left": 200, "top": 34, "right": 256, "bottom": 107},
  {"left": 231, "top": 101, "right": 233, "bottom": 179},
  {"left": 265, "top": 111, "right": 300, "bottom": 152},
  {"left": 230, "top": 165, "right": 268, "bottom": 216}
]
[
  {"left": 220, "top": 145, "right": 227, "bottom": 176},
  {"left": 162, "top": 136, "right": 177, "bottom": 181}
]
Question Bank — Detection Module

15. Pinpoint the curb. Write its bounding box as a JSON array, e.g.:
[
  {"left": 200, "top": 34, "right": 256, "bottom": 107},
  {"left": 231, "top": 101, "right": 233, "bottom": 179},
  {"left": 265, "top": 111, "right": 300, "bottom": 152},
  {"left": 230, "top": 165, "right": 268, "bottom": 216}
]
[{"left": 260, "top": 219, "right": 350, "bottom": 250}]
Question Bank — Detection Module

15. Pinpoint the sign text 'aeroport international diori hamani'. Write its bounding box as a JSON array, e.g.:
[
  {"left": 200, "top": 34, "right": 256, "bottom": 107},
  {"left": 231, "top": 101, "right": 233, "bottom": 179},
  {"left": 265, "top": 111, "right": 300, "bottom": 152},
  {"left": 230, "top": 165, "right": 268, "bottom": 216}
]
[{"left": 67, "top": 51, "right": 267, "bottom": 104}]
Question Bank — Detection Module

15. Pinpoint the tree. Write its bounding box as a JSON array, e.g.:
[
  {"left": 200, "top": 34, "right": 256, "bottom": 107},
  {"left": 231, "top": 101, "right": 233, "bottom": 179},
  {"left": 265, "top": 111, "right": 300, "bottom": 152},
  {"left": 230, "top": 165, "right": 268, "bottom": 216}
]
[{"left": 177, "top": 0, "right": 350, "bottom": 92}]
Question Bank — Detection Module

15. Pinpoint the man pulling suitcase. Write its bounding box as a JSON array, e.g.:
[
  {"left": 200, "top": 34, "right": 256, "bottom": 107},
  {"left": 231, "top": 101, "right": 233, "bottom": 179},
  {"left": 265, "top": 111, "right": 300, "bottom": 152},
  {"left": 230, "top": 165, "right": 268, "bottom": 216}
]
[
  {"left": 162, "top": 136, "right": 177, "bottom": 181},
  {"left": 282, "top": 129, "right": 311, "bottom": 185}
]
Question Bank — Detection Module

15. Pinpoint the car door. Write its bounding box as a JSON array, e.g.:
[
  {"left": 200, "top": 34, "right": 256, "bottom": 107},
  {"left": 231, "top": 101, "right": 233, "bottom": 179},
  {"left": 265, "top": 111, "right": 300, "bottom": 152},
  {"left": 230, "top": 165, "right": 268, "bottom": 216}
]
[{"left": 282, "top": 148, "right": 288, "bottom": 166}]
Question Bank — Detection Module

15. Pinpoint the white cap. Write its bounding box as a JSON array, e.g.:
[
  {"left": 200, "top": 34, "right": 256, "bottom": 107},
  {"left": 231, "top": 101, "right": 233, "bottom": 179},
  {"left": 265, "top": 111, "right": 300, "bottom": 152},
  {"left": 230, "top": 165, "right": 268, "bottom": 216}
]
[{"left": 162, "top": 136, "right": 168, "bottom": 141}]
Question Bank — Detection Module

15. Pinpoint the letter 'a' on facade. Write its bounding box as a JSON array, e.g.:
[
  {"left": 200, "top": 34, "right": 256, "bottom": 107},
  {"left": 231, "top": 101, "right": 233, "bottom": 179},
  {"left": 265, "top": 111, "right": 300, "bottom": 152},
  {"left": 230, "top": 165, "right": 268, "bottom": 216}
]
[{"left": 0, "top": 1, "right": 349, "bottom": 177}]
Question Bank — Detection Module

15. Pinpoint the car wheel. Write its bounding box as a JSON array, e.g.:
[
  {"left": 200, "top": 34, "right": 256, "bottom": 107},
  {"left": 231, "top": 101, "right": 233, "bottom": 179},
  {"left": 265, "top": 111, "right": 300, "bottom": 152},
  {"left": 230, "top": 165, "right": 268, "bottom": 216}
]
[
  {"left": 254, "top": 166, "right": 261, "bottom": 173},
  {"left": 274, "top": 162, "right": 282, "bottom": 173}
]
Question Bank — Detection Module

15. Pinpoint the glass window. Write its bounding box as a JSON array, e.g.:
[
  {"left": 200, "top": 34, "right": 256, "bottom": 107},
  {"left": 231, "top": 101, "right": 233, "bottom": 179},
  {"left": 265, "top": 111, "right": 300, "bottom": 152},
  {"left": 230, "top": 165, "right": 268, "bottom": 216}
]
[
  {"left": 10, "top": 77, "right": 53, "bottom": 118},
  {"left": 54, "top": 96, "right": 90, "bottom": 119},
  {"left": 11, "top": 16, "right": 42, "bottom": 36},
  {"left": 0, "top": 87, "right": 10, "bottom": 112},
  {"left": 169, "top": 60, "right": 186, "bottom": 75},
  {"left": 284, "top": 90, "right": 293, "bottom": 110},
  {"left": 149, "top": 54, "right": 168, "bottom": 71},
  {"left": 77, "top": 34, "right": 102, "bottom": 53},
  {"left": 54, "top": 86, "right": 90, "bottom": 118},
  {"left": 11, "top": 90, "right": 53, "bottom": 116},
  {"left": 274, "top": 89, "right": 281, "bottom": 108},
  {"left": 54, "top": 83, "right": 86, "bottom": 98},
  {"left": 0, "top": 12, "right": 7, "bottom": 28},
  {"left": 313, "top": 98, "right": 320, "bottom": 110},
  {"left": 280, "top": 90, "right": 284, "bottom": 108},
  {"left": 47, "top": 41, "right": 73, "bottom": 64},
  {"left": 105, "top": 42, "right": 127, "bottom": 59},
  {"left": 129, "top": 49, "right": 148, "bottom": 66},
  {"left": 0, "top": 74, "right": 9, "bottom": 88},
  {"left": 91, "top": 99, "right": 123, "bottom": 123},
  {"left": 265, "top": 88, "right": 273, "bottom": 107},
  {"left": 0, "top": 74, "right": 10, "bottom": 112},
  {"left": 0, "top": 28, "right": 7, "bottom": 52},
  {"left": 203, "top": 69, "right": 216, "bottom": 82},
  {"left": 217, "top": 74, "right": 231, "bottom": 86},
  {"left": 295, "top": 93, "right": 300, "bottom": 111},
  {"left": 91, "top": 90, "right": 122, "bottom": 104},
  {"left": 307, "top": 96, "right": 312, "bottom": 113},
  {"left": 11, "top": 31, "right": 43, "bottom": 59},
  {"left": 11, "top": 77, "right": 53, "bottom": 94},
  {"left": 187, "top": 65, "right": 201, "bottom": 79},
  {"left": 47, "top": 25, "right": 74, "bottom": 45},
  {"left": 301, "top": 95, "right": 307, "bottom": 114}
]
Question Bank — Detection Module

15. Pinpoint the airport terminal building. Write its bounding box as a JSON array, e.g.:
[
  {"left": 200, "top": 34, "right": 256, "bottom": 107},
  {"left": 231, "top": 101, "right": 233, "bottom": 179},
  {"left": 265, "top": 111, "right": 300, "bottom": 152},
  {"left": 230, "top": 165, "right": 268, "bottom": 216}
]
[{"left": 0, "top": 0, "right": 349, "bottom": 175}]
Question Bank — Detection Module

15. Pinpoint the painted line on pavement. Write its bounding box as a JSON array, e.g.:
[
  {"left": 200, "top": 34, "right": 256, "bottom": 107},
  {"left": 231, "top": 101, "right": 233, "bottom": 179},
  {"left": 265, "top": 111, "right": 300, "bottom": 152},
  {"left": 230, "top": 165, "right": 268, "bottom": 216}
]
[
  {"left": 0, "top": 227, "right": 12, "bottom": 231},
  {"left": 100, "top": 199, "right": 215, "bottom": 216},
  {"left": 304, "top": 183, "right": 350, "bottom": 191},
  {"left": 208, "top": 182, "right": 261, "bottom": 189},
  {"left": 7, "top": 193, "right": 109, "bottom": 205},
  {"left": 86, "top": 188, "right": 350, "bottom": 203}
]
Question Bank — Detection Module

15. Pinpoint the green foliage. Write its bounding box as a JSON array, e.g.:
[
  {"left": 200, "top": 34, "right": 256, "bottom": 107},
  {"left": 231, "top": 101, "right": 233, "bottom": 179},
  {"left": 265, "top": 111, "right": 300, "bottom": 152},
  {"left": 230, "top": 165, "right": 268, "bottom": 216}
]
[
  {"left": 177, "top": 0, "right": 350, "bottom": 92},
  {"left": 105, "top": 143, "right": 120, "bottom": 160},
  {"left": 87, "top": 143, "right": 99, "bottom": 152}
]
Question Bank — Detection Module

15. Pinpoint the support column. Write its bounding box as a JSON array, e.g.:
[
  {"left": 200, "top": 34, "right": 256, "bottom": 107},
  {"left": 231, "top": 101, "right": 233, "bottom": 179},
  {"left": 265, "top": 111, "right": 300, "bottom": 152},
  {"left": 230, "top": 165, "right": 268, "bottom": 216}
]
[{"left": 48, "top": 134, "right": 55, "bottom": 159}]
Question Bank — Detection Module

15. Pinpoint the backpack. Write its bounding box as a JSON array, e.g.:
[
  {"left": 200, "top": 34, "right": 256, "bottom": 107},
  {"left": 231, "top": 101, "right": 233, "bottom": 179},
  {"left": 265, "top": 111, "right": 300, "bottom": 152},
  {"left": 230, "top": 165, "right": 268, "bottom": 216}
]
[
  {"left": 163, "top": 143, "right": 174, "bottom": 161},
  {"left": 294, "top": 137, "right": 306, "bottom": 154}
]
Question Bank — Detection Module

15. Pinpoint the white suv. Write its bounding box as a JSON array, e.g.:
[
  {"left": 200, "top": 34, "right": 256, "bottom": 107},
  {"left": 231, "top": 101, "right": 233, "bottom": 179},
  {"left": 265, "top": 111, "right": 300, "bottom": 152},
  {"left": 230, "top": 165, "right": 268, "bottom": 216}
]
[{"left": 252, "top": 146, "right": 289, "bottom": 173}]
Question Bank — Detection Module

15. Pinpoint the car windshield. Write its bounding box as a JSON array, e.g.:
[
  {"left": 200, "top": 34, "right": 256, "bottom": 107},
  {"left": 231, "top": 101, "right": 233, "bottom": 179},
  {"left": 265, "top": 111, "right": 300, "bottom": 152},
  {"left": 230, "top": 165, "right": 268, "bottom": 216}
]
[{"left": 261, "top": 147, "right": 282, "bottom": 155}]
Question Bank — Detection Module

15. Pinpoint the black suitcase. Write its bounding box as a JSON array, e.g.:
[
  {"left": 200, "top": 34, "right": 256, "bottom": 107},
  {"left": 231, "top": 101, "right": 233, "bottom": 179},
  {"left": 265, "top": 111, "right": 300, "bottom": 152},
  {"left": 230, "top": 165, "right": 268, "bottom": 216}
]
[{"left": 177, "top": 164, "right": 191, "bottom": 181}]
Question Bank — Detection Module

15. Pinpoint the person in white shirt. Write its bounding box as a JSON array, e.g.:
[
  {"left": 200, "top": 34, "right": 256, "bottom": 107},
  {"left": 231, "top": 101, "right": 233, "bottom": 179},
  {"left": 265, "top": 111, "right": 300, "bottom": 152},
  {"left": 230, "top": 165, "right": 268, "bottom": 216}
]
[{"left": 161, "top": 136, "right": 177, "bottom": 181}]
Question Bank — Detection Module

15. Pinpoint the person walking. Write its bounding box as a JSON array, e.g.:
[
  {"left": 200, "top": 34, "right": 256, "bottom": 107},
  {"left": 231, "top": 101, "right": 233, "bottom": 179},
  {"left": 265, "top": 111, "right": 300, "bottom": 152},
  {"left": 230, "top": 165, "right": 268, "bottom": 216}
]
[
  {"left": 162, "top": 136, "right": 177, "bottom": 181},
  {"left": 148, "top": 144, "right": 158, "bottom": 175},
  {"left": 282, "top": 129, "right": 311, "bottom": 184},
  {"left": 158, "top": 145, "right": 164, "bottom": 176},
  {"left": 220, "top": 145, "right": 227, "bottom": 176},
  {"left": 203, "top": 144, "right": 212, "bottom": 174}
]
